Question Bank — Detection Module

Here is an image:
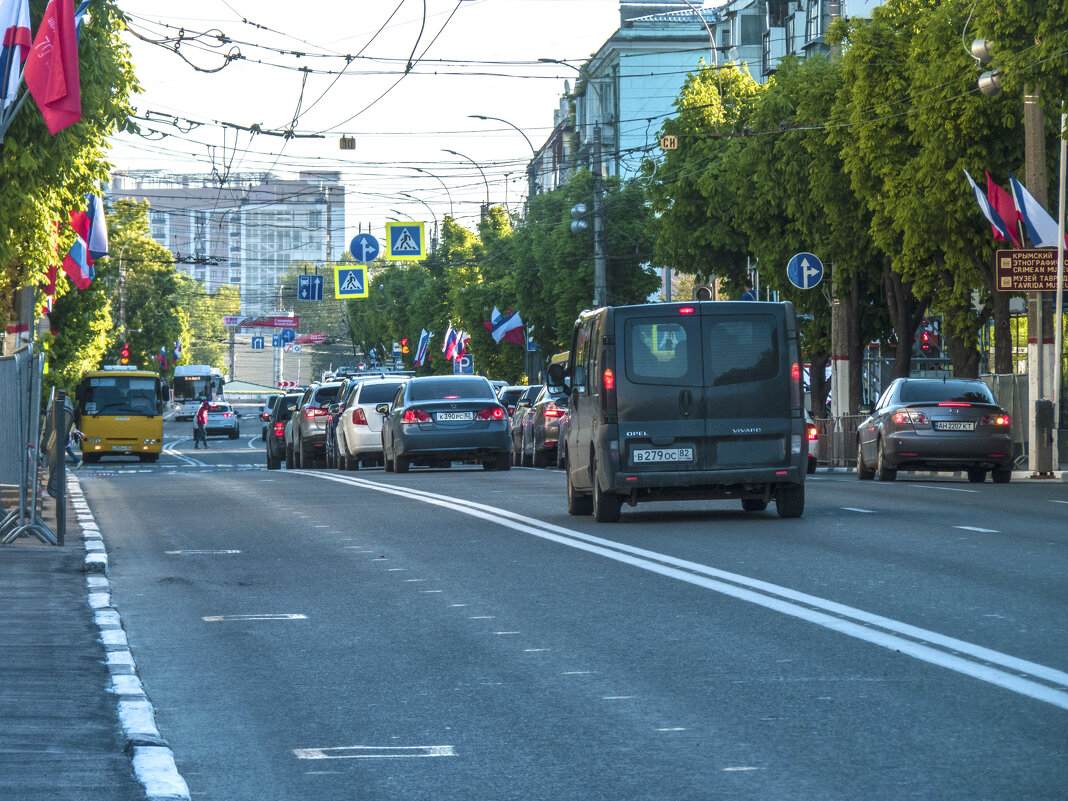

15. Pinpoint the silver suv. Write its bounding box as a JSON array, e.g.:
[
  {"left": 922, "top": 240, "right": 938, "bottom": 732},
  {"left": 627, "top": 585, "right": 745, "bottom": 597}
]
[{"left": 285, "top": 382, "right": 345, "bottom": 468}]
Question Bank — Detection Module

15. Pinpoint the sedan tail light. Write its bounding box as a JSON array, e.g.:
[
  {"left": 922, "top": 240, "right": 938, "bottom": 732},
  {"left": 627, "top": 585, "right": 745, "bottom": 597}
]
[
  {"left": 351, "top": 408, "right": 368, "bottom": 426},
  {"left": 981, "top": 413, "right": 1010, "bottom": 426},
  {"left": 543, "top": 403, "right": 564, "bottom": 418},
  {"left": 402, "top": 408, "right": 432, "bottom": 424},
  {"left": 305, "top": 407, "right": 327, "bottom": 419},
  {"left": 475, "top": 406, "right": 506, "bottom": 421},
  {"left": 892, "top": 409, "right": 929, "bottom": 425}
]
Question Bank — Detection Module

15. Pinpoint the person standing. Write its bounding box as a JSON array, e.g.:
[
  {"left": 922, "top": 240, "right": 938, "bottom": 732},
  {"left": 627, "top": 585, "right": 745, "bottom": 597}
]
[
  {"left": 194, "top": 399, "right": 211, "bottom": 449},
  {"left": 740, "top": 278, "right": 757, "bottom": 301}
]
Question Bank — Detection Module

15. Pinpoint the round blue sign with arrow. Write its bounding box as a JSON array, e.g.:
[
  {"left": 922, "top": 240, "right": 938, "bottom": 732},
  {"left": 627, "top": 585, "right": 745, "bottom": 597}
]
[
  {"left": 787, "top": 252, "right": 824, "bottom": 289},
  {"left": 280, "top": 327, "right": 296, "bottom": 344},
  {"left": 349, "top": 233, "right": 380, "bottom": 264}
]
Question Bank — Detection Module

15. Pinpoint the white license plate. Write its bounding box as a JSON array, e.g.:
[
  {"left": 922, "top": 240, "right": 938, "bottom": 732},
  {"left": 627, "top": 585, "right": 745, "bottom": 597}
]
[
  {"left": 632, "top": 447, "right": 694, "bottom": 463},
  {"left": 934, "top": 421, "right": 975, "bottom": 431},
  {"left": 436, "top": 412, "right": 473, "bottom": 422},
  {"left": 112, "top": 445, "right": 131, "bottom": 451}
]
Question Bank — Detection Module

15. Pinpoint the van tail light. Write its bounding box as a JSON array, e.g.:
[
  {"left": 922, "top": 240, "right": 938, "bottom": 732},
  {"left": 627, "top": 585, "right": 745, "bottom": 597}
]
[
  {"left": 603, "top": 368, "right": 615, "bottom": 390},
  {"left": 475, "top": 406, "right": 506, "bottom": 421},
  {"left": 981, "top": 413, "right": 1010, "bottom": 426},
  {"left": 273, "top": 421, "right": 285, "bottom": 437},
  {"left": 603, "top": 363, "right": 617, "bottom": 416},
  {"left": 543, "top": 403, "right": 564, "bottom": 418},
  {"left": 402, "top": 408, "right": 432, "bottom": 424},
  {"left": 677, "top": 306, "right": 695, "bottom": 315},
  {"left": 806, "top": 424, "right": 818, "bottom": 441},
  {"left": 305, "top": 407, "right": 327, "bottom": 419},
  {"left": 351, "top": 408, "right": 368, "bottom": 426}
]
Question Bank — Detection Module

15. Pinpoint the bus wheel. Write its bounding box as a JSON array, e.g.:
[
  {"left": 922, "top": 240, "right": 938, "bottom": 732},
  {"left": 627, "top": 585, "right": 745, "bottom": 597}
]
[{"left": 139, "top": 453, "right": 159, "bottom": 463}]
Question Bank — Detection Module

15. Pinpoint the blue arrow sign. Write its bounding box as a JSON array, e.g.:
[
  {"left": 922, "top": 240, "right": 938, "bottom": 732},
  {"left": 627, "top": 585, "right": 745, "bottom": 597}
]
[
  {"left": 787, "top": 252, "right": 824, "bottom": 290},
  {"left": 349, "top": 233, "right": 380, "bottom": 264},
  {"left": 280, "top": 327, "right": 296, "bottom": 344},
  {"left": 298, "top": 274, "right": 325, "bottom": 301},
  {"left": 251, "top": 336, "right": 265, "bottom": 350}
]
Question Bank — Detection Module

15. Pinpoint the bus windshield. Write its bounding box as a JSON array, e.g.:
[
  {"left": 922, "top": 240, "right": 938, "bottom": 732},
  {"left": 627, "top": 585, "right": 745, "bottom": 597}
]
[{"left": 81, "top": 375, "right": 162, "bottom": 416}]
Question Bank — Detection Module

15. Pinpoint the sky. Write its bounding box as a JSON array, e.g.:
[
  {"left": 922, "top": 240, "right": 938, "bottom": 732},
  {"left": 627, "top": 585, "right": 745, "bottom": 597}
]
[{"left": 108, "top": 0, "right": 631, "bottom": 240}]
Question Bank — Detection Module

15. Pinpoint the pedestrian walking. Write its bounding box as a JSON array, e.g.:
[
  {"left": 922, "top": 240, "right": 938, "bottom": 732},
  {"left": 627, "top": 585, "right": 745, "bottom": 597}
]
[
  {"left": 193, "top": 399, "right": 210, "bottom": 449},
  {"left": 66, "top": 426, "right": 83, "bottom": 466}
]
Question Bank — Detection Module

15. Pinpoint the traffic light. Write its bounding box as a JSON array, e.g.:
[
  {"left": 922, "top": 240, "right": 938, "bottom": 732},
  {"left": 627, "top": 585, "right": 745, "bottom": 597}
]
[
  {"left": 120, "top": 342, "right": 130, "bottom": 365},
  {"left": 401, "top": 338, "right": 409, "bottom": 354}
]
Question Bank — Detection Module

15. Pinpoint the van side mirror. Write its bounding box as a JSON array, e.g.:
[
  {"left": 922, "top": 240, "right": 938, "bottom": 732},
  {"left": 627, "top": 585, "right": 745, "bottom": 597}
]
[{"left": 546, "top": 362, "right": 568, "bottom": 394}]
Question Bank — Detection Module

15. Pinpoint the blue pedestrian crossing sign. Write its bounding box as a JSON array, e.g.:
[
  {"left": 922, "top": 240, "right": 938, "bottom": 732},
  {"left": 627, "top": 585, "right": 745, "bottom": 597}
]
[
  {"left": 385, "top": 221, "right": 426, "bottom": 261},
  {"left": 298, "top": 274, "right": 325, "bottom": 301},
  {"left": 251, "top": 336, "right": 265, "bottom": 350},
  {"left": 334, "top": 265, "right": 369, "bottom": 299},
  {"left": 349, "top": 233, "right": 380, "bottom": 264},
  {"left": 787, "top": 252, "right": 824, "bottom": 289}
]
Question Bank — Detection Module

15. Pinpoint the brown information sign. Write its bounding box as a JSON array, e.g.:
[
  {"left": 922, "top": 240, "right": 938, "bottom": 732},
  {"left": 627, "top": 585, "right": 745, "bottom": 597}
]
[{"left": 995, "top": 249, "right": 1066, "bottom": 291}]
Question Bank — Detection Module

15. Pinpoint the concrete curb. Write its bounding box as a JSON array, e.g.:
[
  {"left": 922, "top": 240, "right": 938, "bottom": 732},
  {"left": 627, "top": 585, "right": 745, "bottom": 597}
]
[
  {"left": 816, "top": 467, "right": 1068, "bottom": 481},
  {"left": 69, "top": 476, "right": 191, "bottom": 801}
]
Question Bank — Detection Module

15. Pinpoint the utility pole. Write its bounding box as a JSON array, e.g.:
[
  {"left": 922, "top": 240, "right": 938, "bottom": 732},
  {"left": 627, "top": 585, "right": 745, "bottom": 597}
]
[
  {"left": 592, "top": 125, "right": 607, "bottom": 308},
  {"left": 229, "top": 326, "right": 236, "bottom": 383}
]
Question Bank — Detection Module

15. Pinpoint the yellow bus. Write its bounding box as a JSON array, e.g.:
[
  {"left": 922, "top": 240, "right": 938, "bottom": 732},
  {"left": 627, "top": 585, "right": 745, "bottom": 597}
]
[{"left": 74, "top": 366, "right": 168, "bottom": 463}]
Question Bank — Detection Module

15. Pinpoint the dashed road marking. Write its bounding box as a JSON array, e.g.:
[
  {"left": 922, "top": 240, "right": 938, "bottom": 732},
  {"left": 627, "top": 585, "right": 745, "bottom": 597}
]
[
  {"left": 954, "top": 526, "right": 1000, "bottom": 533},
  {"left": 294, "top": 746, "right": 455, "bottom": 760},
  {"left": 202, "top": 614, "right": 307, "bottom": 622},
  {"left": 841, "top": 507, "right": 876, "bottom": 513},
  {"left": 165, "top": 550, "right": 241, "bottom": 555}
]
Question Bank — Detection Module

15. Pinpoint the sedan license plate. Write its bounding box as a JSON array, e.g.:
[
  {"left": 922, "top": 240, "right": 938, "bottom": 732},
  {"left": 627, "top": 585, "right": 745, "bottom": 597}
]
[
  {"left": 934, "top": 421, "right": 975, "bottom": 431},
  {"left": 632, "top": 447, "right": 694, "bottom": 463},
  {"left": 436, "top": 411, "right": 473, "bottom": 422}
]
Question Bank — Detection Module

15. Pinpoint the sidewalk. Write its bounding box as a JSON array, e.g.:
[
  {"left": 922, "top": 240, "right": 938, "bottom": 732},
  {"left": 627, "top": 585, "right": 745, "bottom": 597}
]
[{"left": 0, "top": 478, "right": 185, "bottom": 801}]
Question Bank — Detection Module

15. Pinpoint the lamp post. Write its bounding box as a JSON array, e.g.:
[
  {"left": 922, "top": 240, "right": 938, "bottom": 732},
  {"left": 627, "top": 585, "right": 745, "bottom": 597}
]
[
  {"left": 470, "top": 114, "right": 537, "bottom": 207},
  {"left": 413, "top": 167, "right": 454, "bottom": 220},
  {"left": 443, "top": 148, "right": 490, "bottom": 222}
]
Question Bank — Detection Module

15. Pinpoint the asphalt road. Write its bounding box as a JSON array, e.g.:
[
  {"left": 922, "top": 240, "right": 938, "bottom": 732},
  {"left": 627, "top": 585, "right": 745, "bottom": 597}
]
[{"left": 75, "top": 410, "right": 1068, "bottom": 801}]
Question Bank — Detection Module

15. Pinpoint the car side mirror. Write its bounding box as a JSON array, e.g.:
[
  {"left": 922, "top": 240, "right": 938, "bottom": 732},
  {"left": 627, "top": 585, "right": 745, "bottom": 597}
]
[
  {"left": 858, "top": 403, "right": 873, "bottom": 415},
  {"left": 375, "top": 403, "right": 390, "bottom": 416},
  {"left": 327, "top": 403, "right": 340, "bottom": 414}
]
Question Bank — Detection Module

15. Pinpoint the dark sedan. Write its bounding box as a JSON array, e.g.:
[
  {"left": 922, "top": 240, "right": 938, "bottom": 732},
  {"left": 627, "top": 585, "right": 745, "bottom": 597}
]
[
  {"left": 379, "top": 375, "right": 512, "bottom": 473},
  {"left": 265, "top": 393, "right": 301, "bottom": 470},
  {"left": 857, "top": 378, "right": 1013, "bottom": 483},
  {"left": 520, "top": 386, "right": 568, "bottom": 468}
]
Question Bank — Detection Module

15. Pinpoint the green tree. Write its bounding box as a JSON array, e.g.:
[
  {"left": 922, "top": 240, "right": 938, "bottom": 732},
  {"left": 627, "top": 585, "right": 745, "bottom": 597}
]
[{"left": 1, "top": 0, "right": 138, "bottom": 328}]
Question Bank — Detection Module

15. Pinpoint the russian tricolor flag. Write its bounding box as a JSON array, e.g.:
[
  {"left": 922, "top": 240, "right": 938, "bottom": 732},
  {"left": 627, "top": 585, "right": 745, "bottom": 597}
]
[{"left": 61, "top": 193, "right": 107, "bottom": 290}]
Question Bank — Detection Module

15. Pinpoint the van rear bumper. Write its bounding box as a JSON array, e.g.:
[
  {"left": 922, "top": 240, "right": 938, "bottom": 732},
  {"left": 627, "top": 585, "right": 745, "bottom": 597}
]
[{"left": 606, "top": 465, "right": 803, "bottom": 501}]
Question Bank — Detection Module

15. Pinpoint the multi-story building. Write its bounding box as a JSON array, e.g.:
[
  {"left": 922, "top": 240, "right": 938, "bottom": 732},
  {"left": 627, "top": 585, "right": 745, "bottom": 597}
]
[{"left": 108, "top": 170, "right": 345, "bottom": 316}]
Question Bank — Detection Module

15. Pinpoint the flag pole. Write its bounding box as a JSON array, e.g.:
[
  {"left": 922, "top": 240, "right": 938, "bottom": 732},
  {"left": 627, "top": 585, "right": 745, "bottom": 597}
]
[{"left": 1053, "top": 107, "right": 1066, "bottom": 452}]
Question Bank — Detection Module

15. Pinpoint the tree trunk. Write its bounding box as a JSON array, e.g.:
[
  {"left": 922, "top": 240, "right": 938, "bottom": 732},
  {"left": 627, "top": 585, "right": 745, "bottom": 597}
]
[
  {"left": 991, "top": 291, "right": 1013, "bottom": 374},
  {"left": 882, "top": 258, "right": 928, "bottom": 379},
  {"left": 941, "top": 299, "right": 982, "bottom": 378},
  {"left": 848, "top": 267, "right": 864, "bottom": 413},
  {"left": 809, "top": 352, "right": 831, "bottom": 417}
]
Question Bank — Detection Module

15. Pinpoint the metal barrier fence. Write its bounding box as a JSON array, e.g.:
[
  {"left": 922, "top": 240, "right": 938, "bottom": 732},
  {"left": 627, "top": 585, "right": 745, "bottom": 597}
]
[
  {"left": 0, "top": 346, "right": 63, "bottom": 545},
  {"left": 812, "top": 415, "right": 863, "bottom": 469}
]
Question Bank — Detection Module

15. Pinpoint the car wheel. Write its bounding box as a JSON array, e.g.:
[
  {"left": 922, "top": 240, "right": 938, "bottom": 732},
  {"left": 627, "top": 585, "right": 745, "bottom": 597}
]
[
  {"left": 991, "top": 466, "right": 1012, "bottom": 484},
  {"left": 511, "top": 438, "right": 521, "bottom": 466},
  {"left": 967, "top": 469, "right": 986, "bottom": 483},
  {"left": 494, "top": 452, "right": 511, "bottom": 471},
  {"left": 776, "top": 484, "right": 805, "bottom": 518},
  {"left": 876, "top": 441, "right": 897, "bottom": 482},
  {"left": 592, "top": 457, "right": 621, "bottom": 523},
  {"left": 395, "top": 454, "right": 410, "bottom": 473},
  {"left": 566, "top": 458, "right": 593, "bottom": 516},
  {"left": 384, "top": 453, "right": 395, "bottom": 472},
  {"left": 807, "top": 455, "right": 817, "bottom": 474},
  {"left": 285, "top": 445, "right": 295, "bottom": 469},
  {"left": 229, "top": 429, "right": 239, "bottom": 440},
  {"left": 523, "top": 438, "right": 534, "bottom": 467},
  {"left": 267, "top": 452, "right": 279, "bottom": 470},
  {"left": 857, "top": 441, "right": 875, "bottom": 480},
  {"left": 741, "top": 498, "right": 767, "bottom": 512}
]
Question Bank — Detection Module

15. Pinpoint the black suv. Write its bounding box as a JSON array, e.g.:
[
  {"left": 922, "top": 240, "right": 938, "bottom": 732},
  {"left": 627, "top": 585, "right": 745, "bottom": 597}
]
[
  {"left": 265, "top": 393, "right": 301, "bottom": 470},
  {"left": 549, "top": 301, "right": 807, "bottom": 522}
]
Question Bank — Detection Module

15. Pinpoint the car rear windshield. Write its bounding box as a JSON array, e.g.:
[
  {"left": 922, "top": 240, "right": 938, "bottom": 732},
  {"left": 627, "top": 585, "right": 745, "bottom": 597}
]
[
  {"left": 357, "top": 382, "right": 405, "bottom": 404},
  {"left": 705, "top": 316, "right": 780, "bottom": 386},
  {"left": 900, "top": 380, "right": 995, "bottom": 404},
  {"left": 275, "top": 396, "right": 301, "bottom": 420},
  {"left": 499, "top": 388, "right": 525, "bottom": 405},
  {"left": 311, "top": 385, "right": 343, "bottom": 404},
  {"left": 410, "top": 378, "right": 494, "bottom": 401}
]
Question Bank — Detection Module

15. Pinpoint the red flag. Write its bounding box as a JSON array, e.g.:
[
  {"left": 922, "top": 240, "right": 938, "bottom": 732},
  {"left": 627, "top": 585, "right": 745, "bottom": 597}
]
[
  {"left": 985, "top": 172, "right": 1021, "bottom": 247},
  {"left": 23, "top": 0, "right": 80, "bottom": 135}
]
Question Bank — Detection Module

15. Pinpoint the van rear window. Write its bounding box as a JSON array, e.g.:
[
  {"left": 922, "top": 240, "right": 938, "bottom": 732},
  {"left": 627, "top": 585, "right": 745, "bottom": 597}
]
[
  {"left": 705, "top": 317, "right": 780, "bottom": 386},
  {"left": 625, "top": 320, "right": 697, "bottom": 384}
]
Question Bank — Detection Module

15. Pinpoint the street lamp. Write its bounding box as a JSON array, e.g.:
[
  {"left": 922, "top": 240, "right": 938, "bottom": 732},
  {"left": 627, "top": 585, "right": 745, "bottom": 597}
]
[
  {"left": 399, "top": 192, "right": 439, "bottom": 252},
  {"left": 469, "top": 114, "right": 537, "bottom": 208},
  {"left": 413, "top": 167, "right": 454, "bottom": 219},
  {"left": 443, "top": 148, "right": 491, "bottom": 220}
]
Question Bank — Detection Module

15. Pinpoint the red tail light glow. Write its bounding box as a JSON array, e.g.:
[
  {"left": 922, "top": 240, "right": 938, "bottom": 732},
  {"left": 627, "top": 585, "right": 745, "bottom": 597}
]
[
  {"left": 938, "top": 402, "right": 971, "bottom": 407},
  {"left": 981, "top": 414, "right": 1010, "bottom": 426},
  {"left": 544, "top": 403, "right": 564, "bottom": 418},
  {"left": 893, "top": 409, "right": 929, "bottom": 425},
  {"left": 402, "top": 408, "right": 432, "bottom": 424},
  {"left": 678, "top": 306, "right": 695, "bottom": 315},
  {"left": 806, "top": 424, "right": 818, "bottom": 441},
  {"left": 222, "top": 412, "right": 233, "bottom": 418},
  {"left": 603, "top": 368, "right": 615, "bottom": 390},
  {"left": 304, "top": 407, "right": 327, "bottom": 419},
  {"left": 272, "top": 422, "right": 285, "bottom": 437},
  {"left": 475, "top": 406, "right": 506, "bottom": 421},
  {"left": 351, "top": 408, "right": 368, "bottom": 426}
]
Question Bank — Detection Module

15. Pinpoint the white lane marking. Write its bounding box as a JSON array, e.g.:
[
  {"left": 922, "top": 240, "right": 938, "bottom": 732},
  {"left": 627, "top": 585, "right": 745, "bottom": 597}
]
[
  {"left": 723, "top": 767, "right": 763, "bottom": 772},
  {"left": 294, "top": 746, "right": 455, "bottom": 760},
  {"left": 657, "top": 728, "right": 687, "bottom": 732},
  {"left": 421, "top": 590, "right": 444, "bottom": 593},
  {"left": 246, "top": 435, "right": 261, "bottom": 450},
  {"left": 914, "top": 484, "right": 980, "bottom": 493},
  {"left": 1051, "top": 500, "right": 1068, "bottom": 505},
  {"left": 306, "top": 471, "right": 1068, "bottom": 710},
  {"left": 201, "top": 614, "right": 307, "bottom": 622},
  {"left": 470, "top": 616, "right": 495, "bottom": 619},
  {"left": 603, "top": 696, "right": 635, "bottom": 700},
  {"left": 162, "top": 439, "right": 204, "bottom": 467},
  {"left": 841, "top": 507, "right": 876, "bottom": 514},
  {"left": 524, "top": 648, "right": 549, "bottom": 652},
  {"left": 954, "top": 526, "right": 1000, "bottom": 534},
  {"left": 165, "top": 550, "right": 241, "bottom": 555},
  {"left": 563, "top": 671, "right": 595, "bottom": 675}
]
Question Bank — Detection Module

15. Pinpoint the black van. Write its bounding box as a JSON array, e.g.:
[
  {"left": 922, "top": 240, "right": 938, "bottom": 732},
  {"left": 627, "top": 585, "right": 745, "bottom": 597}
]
[{"left": 548, "top": 301, "right": 807, "bottom": 522}]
